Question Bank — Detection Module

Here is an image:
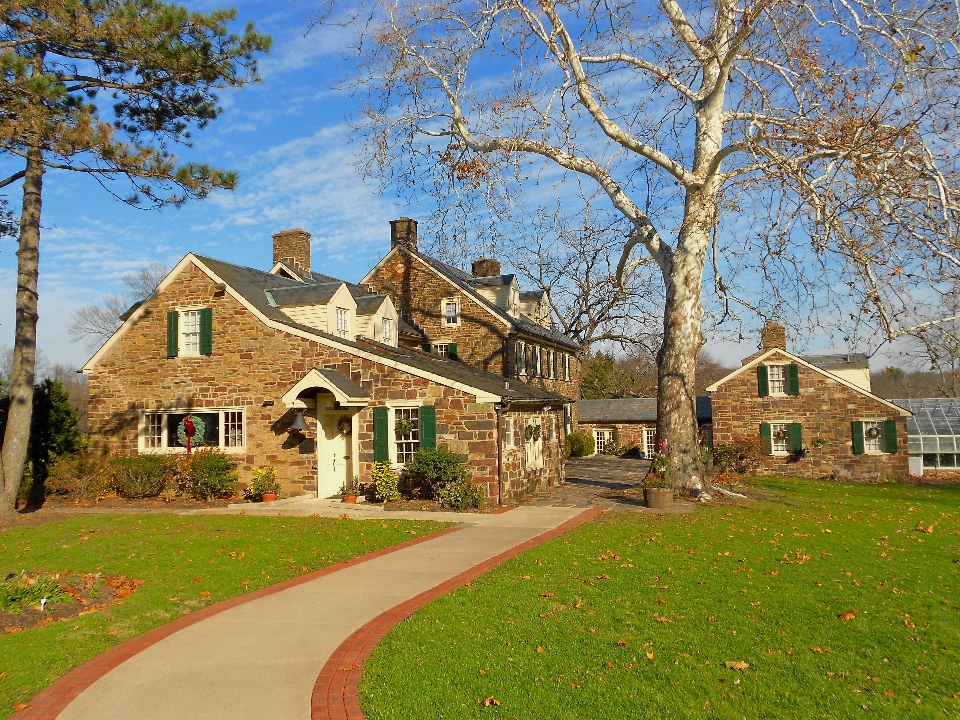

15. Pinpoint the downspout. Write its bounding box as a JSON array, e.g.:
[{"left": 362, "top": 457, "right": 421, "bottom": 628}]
[{"left": 495, "top": 400, "right": 509, "bottom": 506}]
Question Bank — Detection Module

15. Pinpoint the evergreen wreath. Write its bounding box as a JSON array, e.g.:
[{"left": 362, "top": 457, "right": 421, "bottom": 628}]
[
  {"left": 337, "top": 416, "right": 352, "bottom": 435},
  {"left": 177, "top": 415, "right": 206, "bottom": 447},
  {"left": 865, "top": 425, "right": 881, "bottom": 439},
  {"left": 395, "top": 417, "right": 415, "bottom": 437}
]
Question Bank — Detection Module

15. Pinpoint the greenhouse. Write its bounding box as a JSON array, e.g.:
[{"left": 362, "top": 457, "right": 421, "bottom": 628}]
[{"left": 892, "top": 398, "right": 960, "bottom": 470}]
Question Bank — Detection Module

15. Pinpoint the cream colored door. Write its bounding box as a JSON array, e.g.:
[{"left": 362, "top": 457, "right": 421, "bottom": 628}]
[{"left": 318, "top": 402, "right": 351, "bottom": 498}]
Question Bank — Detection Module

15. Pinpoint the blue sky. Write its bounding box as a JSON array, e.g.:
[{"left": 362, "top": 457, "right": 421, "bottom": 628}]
[{"left": 0, "top": 0, "right": 912, "bottom": 372}]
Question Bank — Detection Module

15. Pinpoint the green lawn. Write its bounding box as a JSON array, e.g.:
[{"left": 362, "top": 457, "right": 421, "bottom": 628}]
[
  {"left": 361, "top": 479, "right": 960, "bottom": 719},
  {"left": 0, "top": 513, "right": 447, "bottom": 717}
]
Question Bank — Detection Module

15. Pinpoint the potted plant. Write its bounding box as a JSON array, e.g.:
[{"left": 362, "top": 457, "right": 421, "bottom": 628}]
[
  {"left": 341, "top": 476, "right": 360, "bottom": 503},
  {"left": 643, "top": 440, "right": 674, "bottom": 509},
  {"left": 245, "top": 466, "right": 281, "bottom": 503}
]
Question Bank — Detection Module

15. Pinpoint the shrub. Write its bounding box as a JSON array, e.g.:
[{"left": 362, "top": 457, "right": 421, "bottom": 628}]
[
  {"left": 435, "top": 479, "right": 485, "bottom": 511},
  {"left": 405, "top": 447, "right": 470, "bottom": 498},
  {"left": 245, "top": 466, "right": 281, "bottom": 502},
  {"left": 371, "top": 461, "right": 401, "bottom": 503},
  {"left": 187, "top": 449, "right": 239, "bottom": 500},
  {"left": 565, "top": 432, "right": 595, "bottom": 458},
  {"left": 602, "top": 442, "right": 629, "bottom": 456},
  {"left": 712, "top": 437, "right": 763, "bottom": 474},
  {"left": 109, "top": 455, "right": 169, "bottom": 498},
  {"left": 46, "top": 451, "right": 114, "bottom": 498}
]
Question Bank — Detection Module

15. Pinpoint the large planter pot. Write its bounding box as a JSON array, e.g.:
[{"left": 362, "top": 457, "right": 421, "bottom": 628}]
[
  {"left": 261, "top": 493, "right": 277, "bottom": 503},
  {"left": 342, "top": 494, "right": 358, "bottom": 504},
  {"left": 644, "top": 488, "right": 674, "bottom": 509}
]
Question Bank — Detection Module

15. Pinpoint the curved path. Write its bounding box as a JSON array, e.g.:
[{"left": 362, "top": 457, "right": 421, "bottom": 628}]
[{"left": 20, "top": 506, "right": 596, "bottom": 720}]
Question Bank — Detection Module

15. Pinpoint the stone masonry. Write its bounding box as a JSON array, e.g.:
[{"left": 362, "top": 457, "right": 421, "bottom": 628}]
[{"left": 710, "top": 348, "right": 908, "bottom": 480}]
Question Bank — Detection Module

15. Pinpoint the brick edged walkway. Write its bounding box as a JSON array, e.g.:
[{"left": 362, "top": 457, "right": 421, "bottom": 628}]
[
  {"left": 311, "top": 509, "right": 603, "bottom": 720},
  {"left": 16, "top": 528, "right": 459, "bottom": 720}
]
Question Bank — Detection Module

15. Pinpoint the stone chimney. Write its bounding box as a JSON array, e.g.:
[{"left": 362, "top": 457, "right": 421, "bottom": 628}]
[
  {"left": 273, "top": 228, "right": 312, "bottom": 274},
  {"left": 390, "top": 217, "right": 418, "bottom": 251},
  {"left": 472, "top": 257, "right": 501, "bottom": 278},
  {"left": 761, "top": 320, "right": 787, "bottom": 351}
]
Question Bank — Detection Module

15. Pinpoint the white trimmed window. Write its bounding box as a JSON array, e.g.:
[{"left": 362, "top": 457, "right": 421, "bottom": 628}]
[
  {"left": 139, "top": 408, "right": 245, "bottom": 453},
  {"left": 768, "top": 365, "right": 786, "bottom": 395},
  {"left": 548, "top": 415, "right": 557, "bottom": 441},
  {"left": 432, "top": 343, "right": 450, "bottom": 358},
  {"left": 504, "top": 417, "right": 516, "bottom": 448},
  {"left": 534, "top": 345, "right": 542, "bottom": 376},
  {"left": 864, "top": 421, "right": 883, "bottom": 452},
  {"left": 644, "top": 427, "right": 656, "bottom": 457},
  {"left": 563, "top": 353, "right": 571, "bottom": 381},
  {"left": 180, "top": 309, "right": 201, "bottom": 356},
  {"left": 771, "top": 422, "right": 790, "bottom": 454},
  {"left": 335, "top": 307, "right": 349, "bottom": 338},
  {"left": 442, "top": 297, "right": 460, "bottom": 327},
  {"left": 394, "top": 407, "right": 421, "bottom": 463},
  {"left": 382, "top": 318, "right": 392, "bottom": 344}
]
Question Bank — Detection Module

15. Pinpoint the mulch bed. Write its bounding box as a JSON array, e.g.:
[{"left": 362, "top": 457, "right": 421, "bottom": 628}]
[
  {"left": 379, "top": 498, "right": 498, "bottom": 513},
  {"left": 1, "top": 573, "right": 142, "bottom": 633}
]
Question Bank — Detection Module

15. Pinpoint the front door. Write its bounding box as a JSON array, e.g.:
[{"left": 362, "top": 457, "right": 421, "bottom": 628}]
[
  {"left": 594, "top": 429, "right": 613, "bottom": 455},
  {"left": 318, "top": 400, "right": 352, "bottom": 498}
]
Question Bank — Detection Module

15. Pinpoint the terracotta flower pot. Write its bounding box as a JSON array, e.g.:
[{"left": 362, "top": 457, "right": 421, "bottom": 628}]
[
  {"left": 644, "top": 487, "right": 674, "bottom": 509},
  {"left": 342, "top": 494, "right": 358, "bottom": 504},
  {"left": 261, "top": 493, "right": 277, "bottom": 503}
]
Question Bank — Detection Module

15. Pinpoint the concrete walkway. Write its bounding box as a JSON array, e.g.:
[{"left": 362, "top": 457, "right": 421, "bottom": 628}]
[{"left": 51, "top": 506, "right": 585, "bottom": 720}]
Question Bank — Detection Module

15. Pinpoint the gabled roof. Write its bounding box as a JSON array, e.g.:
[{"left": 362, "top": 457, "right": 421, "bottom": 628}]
[
  {"left": 800, "top": 353, "right": 870, "bottom": 371},
  {"left": 267, "top": 282, "right": 344, "bottom": 307},
  {"left": 82, "top": 253, "right": 570, "bottom": 406},
  {"left": 355, "top": 295, "right": 390, "bottom": 314},
  {"left": 706, "top": 348, "right": 910, "bottom": 416},
  {"left": 578, "top": 396, "right": 712, "bottom": 423},
  {"left": 361, "top": 247, "right": 580, "bottom": 350}
]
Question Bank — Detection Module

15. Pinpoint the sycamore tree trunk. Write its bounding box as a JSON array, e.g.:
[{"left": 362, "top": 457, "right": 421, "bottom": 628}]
[
  {"left": 0, "top": 146, "right": 43, "bottom": 514},
  {"left": 655, "top": 185, "right": 714, "bottom": 489}
]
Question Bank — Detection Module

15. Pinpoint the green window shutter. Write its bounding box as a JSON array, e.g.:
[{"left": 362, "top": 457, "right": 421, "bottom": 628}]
[
  {"left": 515, "top": 342, "right": 521, "bottom": 375},
  {"left": 166, "top": 311, "right": 178, "bottom": 358},
  {"left": 787, "top": 364, "right": 800, "bottom": 395},
  {"left": 758, "top": 365, "right": 769, "bottom": 397},
  {"left": 790, "top": 423, "right": 803, "bottom": 454},
  {"left": 420, "top": 405, "right": 436, "bottom": 449},
  {"left": 760, "top": 423, "right": 773, "bottom": 455},
  {"left": 883, "top": 420, "right": 898, "bottom": 453},
  {"left": 852, "top": 421, "right": 865, "bottom": 455},
  {"left": 448, "top": 342, "right": 458, "bottom": 360},
  {"left": 199, "top": 308, "right": 213, "bottom": 355},
  {"left": 373, "top": 407, "right": 389, "bottom": 461}
]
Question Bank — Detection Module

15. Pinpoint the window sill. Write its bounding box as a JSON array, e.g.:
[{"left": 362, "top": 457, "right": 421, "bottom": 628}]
[{"left": 139, "top": 446, "right": 246, "bottom": 455}]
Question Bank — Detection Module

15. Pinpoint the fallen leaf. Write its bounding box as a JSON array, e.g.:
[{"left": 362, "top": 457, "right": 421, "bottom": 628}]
[
  {"left": 199, "top": 591, "right": 212, "bottom": 598},
  {"left": 915, "top": 522, "right": 934, "bottom": 534},
  {"left": 597, "top": 575, "right": 611, "bottom": 580},
  {"left": 811, "top": 647, "right": 830, "bottom": 654},
  {"left": 574, "top": 600, "right": 583, "bottom": 609},
  {"left": 12, "top": 703, "right": 27, "bottom": 711},
  {"left": 656, "top": 617, "right": 673, "bottom": 624},
  {"left": 885, "top": 690, "right": 895, "bottom": 697},
  {"left": 604, "top": 661, "right": 615, "bottom": 669},
  {"left": 725, "top": 661, "right": 750, "bottom": 670},
  {"left": 5, "top": 627, "right": 22, "bottom": 634},
  {"left": 838, "top": 611, "right": 857, "bottom": 621},
  {"left": 478, "top": 696, "right": 501, "bottom": 707},
  {"left": 537, "top": 646, "right": 545, "bottom": 653},
  {"left": 617, "top": 639, "right": 627, "bottom": 646},
  {"left": 193, "top": 576, "right": 202, "bottom": 583},
  {"left": 646, "top": 651, "right": 654, "bottom": 660},
  {"left": 540, "top": 592, "right": 555, "bottom": 598}
]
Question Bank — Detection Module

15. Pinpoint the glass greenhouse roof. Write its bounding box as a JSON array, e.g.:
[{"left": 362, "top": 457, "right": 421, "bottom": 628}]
[{"left": 890, "top": 398, "right": 960, "bottom": 454}]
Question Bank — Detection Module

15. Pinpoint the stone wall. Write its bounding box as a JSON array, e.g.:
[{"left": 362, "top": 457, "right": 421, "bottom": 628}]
[
  {"left": 710, "top": 349, "right": 909, "bottom": 480},
  {"left": 500, "top": 408, "right": 566, "bottom": 500},
  {"left": 576, "top": 422, "right": 653, "bottom": 452},
  {"left": 86, "top": 262, "right": 523, "bottom": 497}
]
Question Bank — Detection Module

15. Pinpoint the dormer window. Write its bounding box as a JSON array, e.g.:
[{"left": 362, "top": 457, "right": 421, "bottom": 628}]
[
  {"left": 335, "top": 307, "right": 349, "bottom": 338},
  {"left": 382, "top": 318, "right": 392, "bottom": 344},
  {"left": 443, "top": 298, "right": 460, "bottom": 327}
]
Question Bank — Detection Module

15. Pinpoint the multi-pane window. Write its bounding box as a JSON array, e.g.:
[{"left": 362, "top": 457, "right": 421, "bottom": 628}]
[
  {"left": 534, "top": 345, "right": 542, "bottom": 376},
  {"left": 180, "top": 310, "right": 201, "bottom": 355},
  {"left": 768, "top": 365, "right": 786, "bottom": 394},
  {"left": 443, "top": 298, "right": 460, "bottom": 326},
  {"left": 335, "top": 307, "right": 349, "bottom": 338},
  {"left": 382, "top": 318, "right": 392, "bottom": 344},
  {"left": 432, "top": 343, "right": 450, "bottom": 358},
  {"left": 864, "top": 421, "right": 883, "bottom": 452},
  {"left": 644, "top": 427, "right": 657, "bottom": 457},
  {"left": 548, "top": 415, "right": 557, "bottom": 441},
  {"left": 548, "top": 349, "right": 555, "bottom": 379},
  {"left": 771, "top": 422, "right": 790, "bottom": 453},
  {"left": 143, "top": 413, "right": 163, "bottom": 449},
  {"left": 395, "top": 407, "right": 420, "bottom": 463},
  {"left": 515, "top": 341, "right": 526, "bottom": 375},
  {"left": 140, "top": 408, "right": 244, "bottom": 453},
  {"left": 563, "top": 353, "right": 571, "bottom": 381},
  {"left": 595, "top": 429, "right": 614, "bottom": 454},
  {"left": 224, "top": 410, "right": 244, "bottom": 448},
  {"left": 504, "top": 417, "right": 515, "bottom": 448}
]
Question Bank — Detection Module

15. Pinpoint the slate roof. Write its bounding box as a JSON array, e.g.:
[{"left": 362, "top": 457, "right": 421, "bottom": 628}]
[
  {"left": 194, "top": 255, "right": 569, "bottom": 404},
  {"left": 578, "top": 396, "right": 712, "bottom": 423},
  {"left": 354, "top": 295, "right": 390, "bottom": 314},
  {"left": 267, "top": 283, "right": 343, "bottom": 307},
  {"left": 411, "top": 251, "right": 580, "bottom": 350},
  {"left": 520, "top": 290, "right": 545, "bottom": 302},
  {"left": 313, "top": 368, "right": 370, "bottom": 401},
  {"left": 800, "top": 353, "right": 870, "bottom": 371}
]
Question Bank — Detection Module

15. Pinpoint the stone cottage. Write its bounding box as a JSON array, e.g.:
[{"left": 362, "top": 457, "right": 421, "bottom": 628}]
[
  {"left": 576, "top": 397, "right": 713, "bottom": 455},
  {"left": 707, "top": 322, "right": 910, "bottom": 480},
  {"left": 82, "top": 222, "right": 579, "bottom": 502}
]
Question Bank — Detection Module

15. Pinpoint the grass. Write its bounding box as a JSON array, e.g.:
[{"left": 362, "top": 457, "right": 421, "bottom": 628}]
[
  {"left": 0, "top": 513, "right": 447, "bottom": 717},
  {"left": 361, "top": 478, "right": 960, "bottom": 719}
]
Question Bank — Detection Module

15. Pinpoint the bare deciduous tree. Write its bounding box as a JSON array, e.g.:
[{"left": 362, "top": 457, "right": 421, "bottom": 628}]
[
  {"left": 68, "top": 262, "right": 168, "bottom": 351},
  {"left": 326, "top": 0, "right": 960, "bottom": 486}
]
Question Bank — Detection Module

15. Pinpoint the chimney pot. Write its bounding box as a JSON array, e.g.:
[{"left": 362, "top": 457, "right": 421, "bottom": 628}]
[
  {"left": 472, "top": 257, "right": 502, "bottom": 277},
  {"left": 272, "top": 228, "right": 312, "bottom": 274},
  {"left": 390, "top": 217, "right": 418, "bottom": 251},
  {"left": 760, "top": 321, "right": 787, "bottom": 351}
]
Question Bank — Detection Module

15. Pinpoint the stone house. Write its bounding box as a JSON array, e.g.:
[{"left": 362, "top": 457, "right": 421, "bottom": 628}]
[
  {"left": 707, "top": 322, "right": 910, "bottom": 480},
  {"left": 82, "top": 223, "right": 577, "bottom": 502},
  {"left": 577, "top": 397, "right": 713, "bottom": 455}
]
